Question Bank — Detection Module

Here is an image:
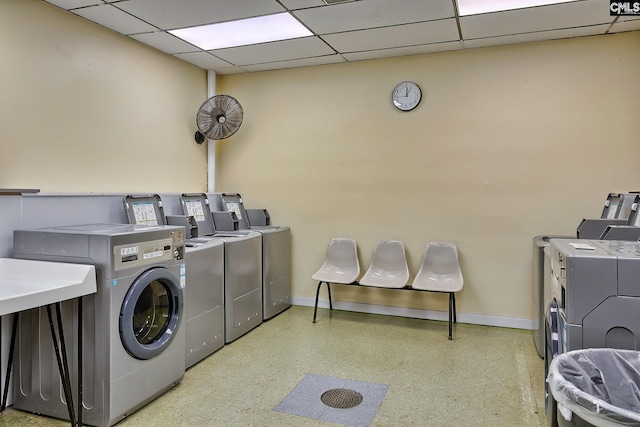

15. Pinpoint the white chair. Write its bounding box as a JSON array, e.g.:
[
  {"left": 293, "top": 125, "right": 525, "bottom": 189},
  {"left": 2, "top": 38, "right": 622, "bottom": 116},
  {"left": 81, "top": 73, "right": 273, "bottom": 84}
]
[
  {"left": 311, "top": 238, "right": 360, "bottom": 323},
  {"left": 411, "top": 242, "right": 464, "bottom": 340},
  {"left": 359, "top": 240, "right": 410, "bottom": 289}
]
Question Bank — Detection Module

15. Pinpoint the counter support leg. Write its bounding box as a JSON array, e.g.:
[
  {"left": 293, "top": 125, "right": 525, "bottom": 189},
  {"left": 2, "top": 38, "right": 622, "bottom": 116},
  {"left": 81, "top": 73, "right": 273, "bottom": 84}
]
[
  {"left": 78, "top": 297, "right": 83, "bottom": 427},
  {"left": 1, "top": 313, "right": 19, "bottom": 411},
  {"left": 47, "top": 305, "right": 76, "bottom": 427}
]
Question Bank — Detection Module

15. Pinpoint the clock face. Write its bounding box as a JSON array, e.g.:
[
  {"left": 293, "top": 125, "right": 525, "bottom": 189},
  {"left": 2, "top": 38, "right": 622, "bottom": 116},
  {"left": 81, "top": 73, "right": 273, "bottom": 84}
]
[{"left": 392, "top": 81, "right": 421, "bottom": 111}]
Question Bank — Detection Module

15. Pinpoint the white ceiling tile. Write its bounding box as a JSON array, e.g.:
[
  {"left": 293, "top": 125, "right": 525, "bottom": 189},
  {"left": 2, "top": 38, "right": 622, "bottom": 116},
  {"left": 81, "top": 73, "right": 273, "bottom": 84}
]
[
  {"left": 293, "top": 0, "right": 454, "bottom": 34},
  {"left": 279, "top": 0, "right": 325, "bottom": 9},
  {"left": 609, "top": 21, "right": 640, "bottom": 32},
  {"left": 173, "top": 52, "right": 233, "bottom": 69},
  {"left": 43, "top": 0, "right": 101, "bottom": 9},
  {"left": 323, "top": 19, "right": 459, "bottom": 52},
  {"left": 114, "top": 0, "right": 286, "bottom": 30},
  {"left": 342, "top": 41, "right": 463, "bottom": 61},
  {"left": 129, "top": 32, "right": 199, "bottom": 54},
  {"left": 463, "top": 24, "right": 610, "bottom": 48},
  {"left": 460, "top": 0, "right": 614, "bottom": 39},
  {"left": 210, "top": 37, "right": 335, "bottom": 66},
  {"left": 41, "top": 0, "right": 639, "bottom": 75},
  {"left": 241, "top": 54, "right": 346, "bottom": 72},
  {"left": 72, "top": 4, "right": 157, "bottom": 35}
]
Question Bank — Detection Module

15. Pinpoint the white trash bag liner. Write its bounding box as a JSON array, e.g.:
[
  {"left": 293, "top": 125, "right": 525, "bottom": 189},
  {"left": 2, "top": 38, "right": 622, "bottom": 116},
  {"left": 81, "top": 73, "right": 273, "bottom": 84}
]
[{"left": 548, "top": 349, "right": 640, "bottom": 427}]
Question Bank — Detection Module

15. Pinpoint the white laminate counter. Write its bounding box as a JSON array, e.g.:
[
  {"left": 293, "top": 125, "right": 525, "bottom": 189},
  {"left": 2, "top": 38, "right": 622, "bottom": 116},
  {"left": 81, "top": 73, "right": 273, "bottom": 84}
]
[{"left": 0, "top": 258, "right": 96, "bottom": 316}]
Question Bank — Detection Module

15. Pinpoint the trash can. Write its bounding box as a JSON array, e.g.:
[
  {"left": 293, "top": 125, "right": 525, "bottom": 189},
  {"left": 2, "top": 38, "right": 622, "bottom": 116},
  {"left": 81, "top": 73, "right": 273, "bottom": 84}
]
[
  {"left": 547, "top": 348, "right": 640, "bottom": 427},
  {"left": 533, "top": 235, "right": 572, "bottom": 358}
]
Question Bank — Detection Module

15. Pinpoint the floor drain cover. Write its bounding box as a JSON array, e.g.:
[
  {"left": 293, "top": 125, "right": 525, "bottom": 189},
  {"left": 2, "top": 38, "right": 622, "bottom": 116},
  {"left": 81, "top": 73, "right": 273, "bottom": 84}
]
[{"left": 320, "top": 388, "right": 364, "bottom": 409}]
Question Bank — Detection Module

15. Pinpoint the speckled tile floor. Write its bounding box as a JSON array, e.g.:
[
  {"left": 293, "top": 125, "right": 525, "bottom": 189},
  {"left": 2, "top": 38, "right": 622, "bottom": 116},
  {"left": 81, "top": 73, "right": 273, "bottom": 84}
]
[{"left": 0, "top": 306, "right": 546, "bottom": 427}]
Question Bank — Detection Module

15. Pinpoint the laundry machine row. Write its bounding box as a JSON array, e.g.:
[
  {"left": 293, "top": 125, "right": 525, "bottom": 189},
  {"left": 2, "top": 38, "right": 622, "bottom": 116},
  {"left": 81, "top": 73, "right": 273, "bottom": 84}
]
[
  {"left": 11, "top": 224, "right": 187, "bottom": 427},
  {"left": 576, "top": 192, "right": 640, "bottom": 240},
  {"left": 544, "top": 238, "right": 640, "bottom": 427},
  {"left": 190, "top": 192, "right": 292, "bottom": 320},
  {"left": 123, "top": 194, "right": 262, "bottom": 353}
]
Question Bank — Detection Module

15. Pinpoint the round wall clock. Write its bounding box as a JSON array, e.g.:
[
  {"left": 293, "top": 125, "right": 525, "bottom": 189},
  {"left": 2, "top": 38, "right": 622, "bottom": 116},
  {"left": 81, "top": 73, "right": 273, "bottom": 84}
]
[{"left": 392, "top": 81, "right": 422, "bottom": 112}]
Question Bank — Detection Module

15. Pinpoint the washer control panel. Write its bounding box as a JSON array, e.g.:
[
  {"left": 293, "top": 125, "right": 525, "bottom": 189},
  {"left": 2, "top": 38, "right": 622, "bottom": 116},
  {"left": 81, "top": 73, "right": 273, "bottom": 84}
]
[{"left": 114, "top": 237, "right": 182, "bottom": 271}]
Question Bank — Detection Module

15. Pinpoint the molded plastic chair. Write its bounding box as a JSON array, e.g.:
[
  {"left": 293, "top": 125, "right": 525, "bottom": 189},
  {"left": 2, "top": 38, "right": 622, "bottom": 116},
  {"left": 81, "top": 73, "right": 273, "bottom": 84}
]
[
  {"left": 411, "top": 242, "right": 464, "bottom": 340},
  {"left": 359, "top": 240, "right": 410, "bottom": 289},
  {"left": 311, "top": 238, "right": 360, "bottom": 322}
]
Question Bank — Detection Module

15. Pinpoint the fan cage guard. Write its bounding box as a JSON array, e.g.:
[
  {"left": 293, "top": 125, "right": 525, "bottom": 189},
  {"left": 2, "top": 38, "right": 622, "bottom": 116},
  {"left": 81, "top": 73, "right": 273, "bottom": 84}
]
[{"left": 196, "top": 95, "right": 243, "bottom": 140}]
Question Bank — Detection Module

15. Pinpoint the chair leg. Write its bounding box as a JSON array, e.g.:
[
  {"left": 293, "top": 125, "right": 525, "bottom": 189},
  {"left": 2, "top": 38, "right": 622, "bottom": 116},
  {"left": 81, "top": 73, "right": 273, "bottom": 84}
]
[
  {"left": 452, "top": 292, "right": 457, "bottom": 323},
  {"left": 448, "top": 292, "right": 453, "bottom": 340},
  {"left": 313, "top": 281, "right": 323, "bottom": 323},
  {"left": 313, "top": 281, "right": 335, "bottom": 323}
]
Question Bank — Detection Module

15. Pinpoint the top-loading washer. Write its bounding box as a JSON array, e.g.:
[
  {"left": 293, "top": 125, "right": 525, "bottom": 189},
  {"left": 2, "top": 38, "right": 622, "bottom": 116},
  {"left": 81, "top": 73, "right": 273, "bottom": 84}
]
[
  {"left": 124, "top": 194, "right": 262, "bottom": 345},
  {"left": 176, "top": 194, "right": 264, "bottom": 340},
  {"left": 205, "top": 192, "right": 291, "bottom": 320},
  {"left": 12, "top": 223, "right": 186, "bottom": 427}
]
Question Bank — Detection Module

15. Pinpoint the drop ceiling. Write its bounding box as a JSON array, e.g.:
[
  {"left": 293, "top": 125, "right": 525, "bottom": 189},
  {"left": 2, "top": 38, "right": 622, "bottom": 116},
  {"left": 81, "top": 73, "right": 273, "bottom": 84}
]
[{"left": 44, "top": 0, "right": 640, "bottom": 74}]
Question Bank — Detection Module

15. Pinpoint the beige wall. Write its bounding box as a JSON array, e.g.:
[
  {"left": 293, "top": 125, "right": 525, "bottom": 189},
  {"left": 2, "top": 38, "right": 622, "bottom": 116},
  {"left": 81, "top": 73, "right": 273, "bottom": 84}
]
[
  {"left": 0, "top": 0, "right": 208, "bottom": 193},
  {"left": 2, "top": 0, "right": 639, "bottom": 324},
  {"left": 217, "top": 31, "right": 640, "bottom": 323}
]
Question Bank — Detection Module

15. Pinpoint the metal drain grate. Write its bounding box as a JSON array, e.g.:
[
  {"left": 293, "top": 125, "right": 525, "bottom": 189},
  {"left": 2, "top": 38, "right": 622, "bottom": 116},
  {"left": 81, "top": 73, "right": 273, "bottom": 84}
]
[{"left": 320, "top": 388, "right": 364, "bottom": 409}]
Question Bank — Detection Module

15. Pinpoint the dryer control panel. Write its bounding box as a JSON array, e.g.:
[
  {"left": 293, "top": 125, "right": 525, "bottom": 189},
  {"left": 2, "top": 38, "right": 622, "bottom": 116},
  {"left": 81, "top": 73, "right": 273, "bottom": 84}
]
[{"left": 114, "top": 237, "right": 183, "bottom": 271}]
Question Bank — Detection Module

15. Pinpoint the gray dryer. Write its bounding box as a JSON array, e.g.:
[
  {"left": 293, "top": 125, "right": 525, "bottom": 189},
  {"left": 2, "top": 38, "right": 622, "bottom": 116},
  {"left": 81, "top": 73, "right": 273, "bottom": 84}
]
[
  {"left": 12, "top": 224, "right": 186, "bottom": 427},
  {"left": 206, "top": 192, "right": 292, "bottom": 320},
  {"left": 549, "top": 238, "right": 640, "bottom": 352},
  {"left": 545, "top": 238, "right": 640, "bottom": 427}
]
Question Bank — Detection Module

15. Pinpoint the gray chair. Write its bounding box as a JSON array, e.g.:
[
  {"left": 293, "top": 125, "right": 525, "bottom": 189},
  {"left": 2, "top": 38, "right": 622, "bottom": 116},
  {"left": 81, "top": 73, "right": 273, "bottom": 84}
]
[
  {"left": 359, "top": 240, "right": 410, "bottom": 289},
  {"left": 411, "top": 242, "right": 464, "bottom": 339},
  {"left": 311, "top": 238, "right": 360, "bottom": 322}
]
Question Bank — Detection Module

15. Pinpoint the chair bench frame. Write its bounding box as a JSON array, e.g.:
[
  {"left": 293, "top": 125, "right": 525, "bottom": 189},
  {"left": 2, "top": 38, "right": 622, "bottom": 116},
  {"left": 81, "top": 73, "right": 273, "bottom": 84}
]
[{"left": 312, "top": 281, "right": 458, "bottom": 340}]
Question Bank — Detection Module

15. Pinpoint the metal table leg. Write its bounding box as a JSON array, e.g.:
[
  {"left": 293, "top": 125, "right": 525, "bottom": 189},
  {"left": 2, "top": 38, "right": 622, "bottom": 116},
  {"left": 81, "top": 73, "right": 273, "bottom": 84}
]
[
  {"left": 1, "top": 300, "right": 83, "bottom": 426},
  {"left": 46, "top": 304, "right": 76, "bottom": 426},
  {"left": 78, "top": 297, "right": 83, "bottom": 427},
  {"left": 1, "top": 313, "right": 19, "bottom": 412}
]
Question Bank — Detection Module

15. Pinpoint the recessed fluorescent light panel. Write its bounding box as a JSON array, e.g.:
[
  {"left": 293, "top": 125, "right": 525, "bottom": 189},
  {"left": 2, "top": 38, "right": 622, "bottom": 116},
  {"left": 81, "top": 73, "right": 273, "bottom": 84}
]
[
  {"left": 457, "top": 0, "right": 578, "bottom": 16},
  {"left": 169, "top": 13, "right": 313, "bottom": 50}
]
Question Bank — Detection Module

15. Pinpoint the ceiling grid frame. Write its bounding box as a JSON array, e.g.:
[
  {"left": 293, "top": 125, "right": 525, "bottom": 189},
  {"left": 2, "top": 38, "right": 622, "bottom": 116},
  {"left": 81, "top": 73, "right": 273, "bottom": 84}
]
[{"left": 41, "top": 0, "right": 639, "bottom": 73}]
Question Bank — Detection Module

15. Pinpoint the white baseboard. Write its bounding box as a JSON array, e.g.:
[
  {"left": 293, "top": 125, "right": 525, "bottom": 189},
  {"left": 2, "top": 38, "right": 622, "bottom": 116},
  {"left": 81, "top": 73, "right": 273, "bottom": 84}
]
[{"left": 292, "top": 297, "right": 536, "bottom": 331}]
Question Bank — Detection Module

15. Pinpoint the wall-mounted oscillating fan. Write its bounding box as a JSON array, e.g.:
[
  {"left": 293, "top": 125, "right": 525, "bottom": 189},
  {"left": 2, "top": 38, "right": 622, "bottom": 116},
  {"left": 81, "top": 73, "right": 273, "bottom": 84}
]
[{"left": 194, "top": 95, "right": 243, "bottom": 143}]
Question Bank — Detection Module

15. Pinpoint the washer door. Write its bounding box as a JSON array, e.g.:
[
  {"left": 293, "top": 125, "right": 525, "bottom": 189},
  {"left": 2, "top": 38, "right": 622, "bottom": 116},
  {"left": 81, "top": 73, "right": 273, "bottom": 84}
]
[{"left": 120, "top": 267, "right": 183, "bottom": 360}]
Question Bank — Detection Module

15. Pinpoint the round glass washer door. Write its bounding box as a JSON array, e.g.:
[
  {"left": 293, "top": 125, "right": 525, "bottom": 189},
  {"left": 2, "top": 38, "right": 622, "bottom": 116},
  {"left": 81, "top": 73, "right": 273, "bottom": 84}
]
[{"left": 120, "top": 267, "right": 183, "bottom": 360}]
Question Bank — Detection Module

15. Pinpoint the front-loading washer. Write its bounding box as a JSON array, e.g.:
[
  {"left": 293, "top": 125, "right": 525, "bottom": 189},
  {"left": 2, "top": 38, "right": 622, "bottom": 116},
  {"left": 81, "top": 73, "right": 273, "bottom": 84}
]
[{"left": 12, "top": 223, "right": 186, "bottom": 427}]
